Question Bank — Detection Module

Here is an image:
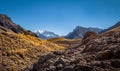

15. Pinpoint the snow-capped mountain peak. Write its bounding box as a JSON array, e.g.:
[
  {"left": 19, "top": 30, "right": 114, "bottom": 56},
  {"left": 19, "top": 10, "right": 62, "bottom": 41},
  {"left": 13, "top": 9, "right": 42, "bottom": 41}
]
[
  {"left": 37, "top": 30, "right": 45, "bottom": 34},
  {"left": 34, "top": 30, "right": 59, "bottom": 39}
]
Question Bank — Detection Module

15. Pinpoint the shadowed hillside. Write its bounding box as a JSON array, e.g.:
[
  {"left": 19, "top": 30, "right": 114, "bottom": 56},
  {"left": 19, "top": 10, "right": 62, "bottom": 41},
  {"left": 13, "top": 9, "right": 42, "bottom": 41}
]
[{"left": 0, "top": 14, "right": 37, "bottom": 37}]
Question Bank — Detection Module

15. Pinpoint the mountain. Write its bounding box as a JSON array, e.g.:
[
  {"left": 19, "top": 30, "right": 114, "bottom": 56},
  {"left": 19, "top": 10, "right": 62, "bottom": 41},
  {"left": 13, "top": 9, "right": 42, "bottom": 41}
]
[
  {"left": 30, "top": 26, "right": 120, "bottom": 71},
  {"left": 0, "top": 14, "right": 65, "bottom": 71},
  {"left": 35, "top": 30, "right": 59, "bottom": 39},
  {"left": 0, "top": 14, "right": 37, "bottom": 37},
  {"left": 100, "top": 21, "right": 120, "bottom": 33},
  {"left": 65, "top": 26, "right": 103, "bottom": 39}
]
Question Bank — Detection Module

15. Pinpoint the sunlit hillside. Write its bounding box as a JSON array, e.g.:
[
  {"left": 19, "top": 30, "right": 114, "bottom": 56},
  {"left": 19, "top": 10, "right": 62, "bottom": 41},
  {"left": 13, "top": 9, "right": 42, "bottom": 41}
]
[
  {"left": 0, "top": 31, "right": 64, "bottom": 71},
  {"left": 108, "top": 26, "right": 120, "bottom": 32},
  {"left": 47, "top": 37, "right": 81, "bottom": 47},
  {"left": 103, "top": 26, "right": 120, "bottom": 35}
]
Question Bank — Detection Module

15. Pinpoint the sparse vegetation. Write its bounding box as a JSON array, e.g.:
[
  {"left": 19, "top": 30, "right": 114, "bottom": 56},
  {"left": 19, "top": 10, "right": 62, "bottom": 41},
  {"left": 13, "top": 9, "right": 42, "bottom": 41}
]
[
  {"left": 47, "top": 37, "right": 81, "bottom": 47},
  {"left": 108, "top": 26, "right": 120, "bottom": 32},
  {"left": 0, "top": 31, "right": 64, "bottom": 71}
]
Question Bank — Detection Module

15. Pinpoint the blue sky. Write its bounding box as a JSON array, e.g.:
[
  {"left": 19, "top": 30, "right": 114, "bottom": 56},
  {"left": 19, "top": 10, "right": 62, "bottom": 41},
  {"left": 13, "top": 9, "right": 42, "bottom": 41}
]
[{"left": 0, "top": 0, "right": 120, "bottom": 35}]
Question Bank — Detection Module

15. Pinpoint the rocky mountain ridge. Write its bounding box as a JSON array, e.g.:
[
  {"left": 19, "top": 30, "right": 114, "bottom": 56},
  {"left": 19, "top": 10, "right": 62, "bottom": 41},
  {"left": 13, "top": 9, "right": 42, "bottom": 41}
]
[
  {"left": 100, "top": 21, "right": 120, "bottom": 33},
  {"left": 65, "top": 26, "right": 102, "bottom": 39}
]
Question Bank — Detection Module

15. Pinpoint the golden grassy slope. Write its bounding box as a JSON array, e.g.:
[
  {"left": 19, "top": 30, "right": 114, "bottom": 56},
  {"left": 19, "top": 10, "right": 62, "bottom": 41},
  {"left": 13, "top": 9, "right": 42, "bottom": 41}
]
[
  {"left": 104, "top": 26, "right": 120, "bottom": 35},
  {"left": 109, "top": 26, "right": 120, "bottom": 32},
  {"left": 47, "top": 37, "right": 81, "bottom": 47},
  {"left": 0, "top": 31, "right": 64, "bottom": 71}
]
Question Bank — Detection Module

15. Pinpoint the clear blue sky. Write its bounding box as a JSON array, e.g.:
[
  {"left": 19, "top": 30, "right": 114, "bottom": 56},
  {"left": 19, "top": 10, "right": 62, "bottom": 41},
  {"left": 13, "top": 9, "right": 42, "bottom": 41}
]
[{"left": 0, "top": 0, "right": 120, "bottom": 35}]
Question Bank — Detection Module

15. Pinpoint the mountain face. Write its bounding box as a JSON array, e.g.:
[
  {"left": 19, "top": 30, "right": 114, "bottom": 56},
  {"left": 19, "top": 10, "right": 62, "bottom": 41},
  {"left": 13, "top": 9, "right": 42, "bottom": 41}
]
[
  {"left": 0, "top": 14, "right": 37, "bottom": 37},
  {"left": 35, "top": 30, "right": 59, "bottom": 39},
  {"left": 100, "top": 21, "right": 120, "bottom": 33},
  {"left": 65, "top": 26, "right": 103, "bottom": 39}
]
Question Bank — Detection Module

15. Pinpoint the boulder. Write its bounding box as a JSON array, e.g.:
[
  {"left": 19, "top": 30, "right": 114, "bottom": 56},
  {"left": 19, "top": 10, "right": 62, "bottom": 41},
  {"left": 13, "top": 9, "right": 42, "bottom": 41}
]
[
  {"left": 49, "top": 65, "right": 56, "bottom": 70},
  {"left": 97, "top": 50, "right": 114, "bottom": 60},
  {"left": 63, "top": 66, "right": 74, "bottom": 71},
  {"left": 55, "top": 58, "right": 66, "bottom": 70},
  {"left": 81, "top": 31, "right": 98, "bottom": 49},
  {"left": 56, "top": 64, "right": 64, "bottom": 70},
  {"left": 53, "top": 51, "right": 63, "bottom": 55},
  {"left": 73, "top": 65, "right": 92, "bottom": 71},
  {"left": 83, "top": 31, "right": 97, "bottom": 40},
  {"left": 38, "top": 53, "right": 55, "bottom": 63}
]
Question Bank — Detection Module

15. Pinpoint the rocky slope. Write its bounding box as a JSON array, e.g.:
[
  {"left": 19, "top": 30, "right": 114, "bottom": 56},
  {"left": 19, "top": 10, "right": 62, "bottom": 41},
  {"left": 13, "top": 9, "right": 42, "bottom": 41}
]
[
  {"left": 0, "top": 14, "right": 37, "bottom": 37},
  {"left": 65, "top": 26, "right": 102, "bottom": 39},
  {"left": 0, "top": 15, "right": 65, "bottom": 71},
  {"left": 31, "top": 27, "right": 120, "bottom": 71}
]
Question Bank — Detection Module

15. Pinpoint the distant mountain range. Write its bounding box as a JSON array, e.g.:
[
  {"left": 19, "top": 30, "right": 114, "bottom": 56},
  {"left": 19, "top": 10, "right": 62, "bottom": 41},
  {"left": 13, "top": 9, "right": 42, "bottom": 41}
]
[
  {"left": 65, "top": 26, "right": 103, "bottom": 39},
  {"left": 34, "top": 21, "right": 120, "bottom": 39},
  {"left": 35, "top": 26, "right": 103, "bottom": 39},
  {"left": 35, "top": 30, "right": 59, "bottom": 39}
]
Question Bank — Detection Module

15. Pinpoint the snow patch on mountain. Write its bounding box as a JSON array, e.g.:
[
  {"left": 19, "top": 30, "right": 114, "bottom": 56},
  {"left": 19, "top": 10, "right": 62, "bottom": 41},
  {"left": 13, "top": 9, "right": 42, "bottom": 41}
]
[{"left": 35, "top": 30, "right": 59, "bottom": 39}]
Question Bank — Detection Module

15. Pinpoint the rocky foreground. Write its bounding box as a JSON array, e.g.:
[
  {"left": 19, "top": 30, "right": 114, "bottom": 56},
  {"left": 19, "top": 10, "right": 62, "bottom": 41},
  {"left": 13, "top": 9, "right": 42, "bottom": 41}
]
[{"left": 29, "top": 31, "right": 120, "bottom": 71}]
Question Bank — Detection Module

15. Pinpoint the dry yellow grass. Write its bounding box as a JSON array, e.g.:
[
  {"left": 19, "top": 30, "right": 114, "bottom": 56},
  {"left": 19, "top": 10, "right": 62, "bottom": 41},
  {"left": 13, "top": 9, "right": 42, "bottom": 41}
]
[
  {"left": 47, "top": 37, "right": 81, "bottom": 47},
  {"left": 104, "top": 26, "right": 120, "bottom": 35},
  {"left": 0, "top": 31, "right": 64, "bottom": 71},
  {"left": 109, "top": 26, "right": 120, "bottom": 32}
]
